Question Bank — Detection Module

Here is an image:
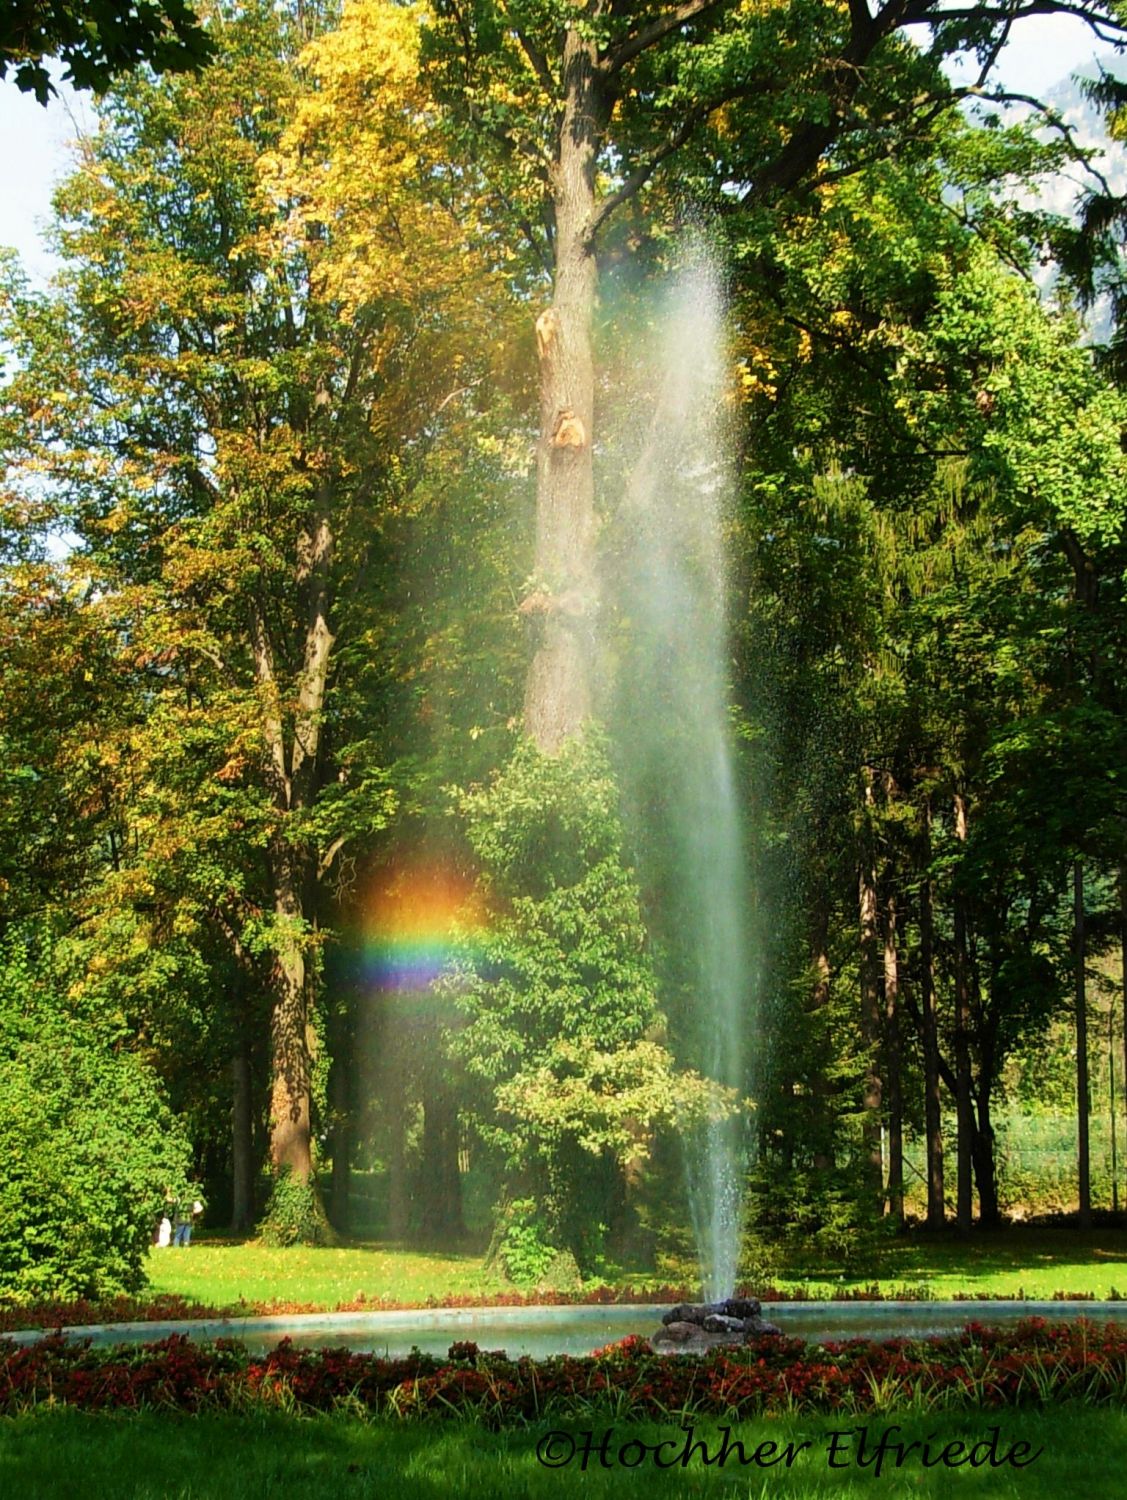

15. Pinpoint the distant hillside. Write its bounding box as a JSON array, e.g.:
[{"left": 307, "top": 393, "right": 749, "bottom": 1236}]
[
  {"left": 971, "top": 53, "right": 1127, "bottom": 337},
  {"left": 1036, "top": 52, "right": 1127, "bottom": 214}
]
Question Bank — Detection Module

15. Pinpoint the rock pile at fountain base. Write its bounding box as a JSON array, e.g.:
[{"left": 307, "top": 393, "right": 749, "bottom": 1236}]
[{"left": 650, "top": 1298, "right": 782, "bottom": 1353}]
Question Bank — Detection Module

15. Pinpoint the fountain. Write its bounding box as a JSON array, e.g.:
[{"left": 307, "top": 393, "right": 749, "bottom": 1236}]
[
  {"left": 650, "top": 1296, "right": 781, "bottom": 1352},
  {"left": 605, "top": 245, "right": 754, "bottom": 1303}
]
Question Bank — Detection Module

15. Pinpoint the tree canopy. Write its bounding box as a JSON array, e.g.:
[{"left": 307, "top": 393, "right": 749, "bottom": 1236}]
[
  {"left": 1, "top": 0, "right": 214, "bottom": 102},
  {"left": 3, "top": 0, "right": 1127, "bottom": 1289}
]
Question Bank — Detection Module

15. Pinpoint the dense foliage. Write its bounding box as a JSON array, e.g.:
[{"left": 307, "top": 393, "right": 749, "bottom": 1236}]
[
  {"left": 0, "top": 0, "right": 213, "bottom": 101},
  {"left": 0, "top": 934, "right": 191, "bottom": 1299},
  {"left": 3, "top": 0, "right": 1127, "bottom": 1295},
  {"left": 452, "top": 737, "right": 732, "bottom": 1277}
]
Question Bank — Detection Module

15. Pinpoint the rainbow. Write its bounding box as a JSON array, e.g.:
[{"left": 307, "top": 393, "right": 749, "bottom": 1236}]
[{"left": 352, "top": 864, "right": 484, "bottom": 993}]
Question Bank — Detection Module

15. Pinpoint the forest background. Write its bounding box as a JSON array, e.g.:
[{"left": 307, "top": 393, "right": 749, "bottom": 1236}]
[{"left": 3, "top": 0, "right": 1127, "bottom": 1303}]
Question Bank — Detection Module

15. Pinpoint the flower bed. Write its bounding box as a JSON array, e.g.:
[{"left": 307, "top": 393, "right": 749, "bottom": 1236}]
[{"left": 3, "top": 1320, "right": 1127, "bottom": 1422}]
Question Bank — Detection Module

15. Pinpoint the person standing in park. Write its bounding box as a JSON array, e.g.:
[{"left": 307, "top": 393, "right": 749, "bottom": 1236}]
[{"left": 172, "top": 1189, "right": 204, "bottom": 1247}]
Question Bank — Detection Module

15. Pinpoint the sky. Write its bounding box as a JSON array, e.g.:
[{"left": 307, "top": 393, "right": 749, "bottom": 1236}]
[{"left": 0, "top": 13, "right": 1121, "bottom": 286}]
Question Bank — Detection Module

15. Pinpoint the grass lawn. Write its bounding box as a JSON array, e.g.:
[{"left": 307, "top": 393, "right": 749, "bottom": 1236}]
[
  {"left": 144, "top": 1239, "right": 510, "bottom": 1311},
  {"left": 2, "top": 1405, "right": 1122, "bottom": 1498},
  {"left": 136, "top": 1226, "right": 1127, "bottom": 1316},
  {"left": 770, "top": 1225, "right": 1127, "bottom": 1300}
]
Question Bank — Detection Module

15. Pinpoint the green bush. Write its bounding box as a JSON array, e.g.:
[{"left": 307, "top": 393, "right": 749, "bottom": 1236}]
[
  {"left": 492, "top": 1198, "right": 556, "bottom": 1287},
  {"left": 0, "top": 934, "right": 191, "bottom": 1300},
  {"left": 745, "top": 1159, "right": 887, "bottom": 1270}
]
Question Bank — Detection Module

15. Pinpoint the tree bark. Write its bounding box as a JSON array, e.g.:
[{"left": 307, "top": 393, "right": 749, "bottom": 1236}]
[
  {"left": 328, "top": 1008, "right": 351, "bottom": 1235},
  {"left": 523, "top": 27, "right": 604, "bottom": 752},
  {"left": 972, "top": 1091, "right": 1000, "bottom": 1228},
  {"left": 919, "top": 798, "right": 945, "bottom": 1228},
  {"left": 251, "top": 486, "right": 335, "bottom": 1190},
  {"left": 883, "top": 888, "right": 904, "bottom": 1227},
  {"left": 230, "top": 1036, "right": 254, "bottom": 1233},
  {"left": 1076, "top": 857, "right": 1092, "bottom": 1228},
  {"left": 268, "top": 846, "right": 313, "bottom": 1181},
  {"left": 420, "top": 1083, "right": 464, "bottom": 1244},
  {"left": 859, "top": 768, "right": 884, "bottom": 1203},
  {"left": 953, "top": 791, "right": 975, "bottom": 1233}
]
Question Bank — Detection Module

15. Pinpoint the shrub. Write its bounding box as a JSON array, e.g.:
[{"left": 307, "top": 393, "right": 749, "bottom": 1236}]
[
  {"left": 0, "top": 934, "right": 191, "bottom": 1300},
  {"left": 492, "top": 1199, "right": 556, "bottom": 1287}
]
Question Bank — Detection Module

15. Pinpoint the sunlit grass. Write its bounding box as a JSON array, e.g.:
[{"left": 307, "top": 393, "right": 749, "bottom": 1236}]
[
  {"left": 131, "top": 1225, "right": 1127, "bottom": 1319},
  {"left": 144, "top": 1238, "right": 509, "bottom": 1310}
]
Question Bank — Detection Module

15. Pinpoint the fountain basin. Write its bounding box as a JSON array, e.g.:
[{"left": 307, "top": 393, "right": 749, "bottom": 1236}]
[{"left": 6, "top": 1300, "right": 1127, "bottom": 1359}]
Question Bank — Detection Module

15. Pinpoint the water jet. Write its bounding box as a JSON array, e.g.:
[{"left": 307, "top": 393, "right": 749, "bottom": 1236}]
[{"left": 607, "top": 245, "right": 753, "bottom": 1300}]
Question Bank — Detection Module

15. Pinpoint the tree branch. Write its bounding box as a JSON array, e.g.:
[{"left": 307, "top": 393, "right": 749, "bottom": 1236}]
[
  {"left": 600, "top": 0, "right": 729, "bottom": 80},
  {"left": 290, "top": 487, "right": 334, "bottom": 804},
  {"left": 588, "top": 109, "right": 705, "bottom": 241},
  {"left": 317, "top": 835, "right": 347, "bottom": 881},
  {"left": 897, "top": 0, "right": 1127, "bottom": 42},
  {"left": 498, "top": 0, "right": 557, "bottom": 95},
  {"left": 249, "top": 605, "right": 291, "bottom": 811}
]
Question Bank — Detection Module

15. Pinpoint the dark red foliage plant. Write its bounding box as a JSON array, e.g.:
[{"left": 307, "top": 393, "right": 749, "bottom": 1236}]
[{"left": 2, "top": 1319, "right": 1127, "bottom": 1423}]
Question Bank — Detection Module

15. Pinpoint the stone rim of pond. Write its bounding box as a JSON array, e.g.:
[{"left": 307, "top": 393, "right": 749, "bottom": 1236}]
[{"left": 6, "top": 1298, "right": 1127, "bottom": 1352}]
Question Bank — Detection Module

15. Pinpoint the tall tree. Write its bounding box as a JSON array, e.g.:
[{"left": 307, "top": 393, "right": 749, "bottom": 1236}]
[
  {"left": 422, "top": 0, "right": 1126, "bottom": 751},
  {"left": 0, "top": 0, "right": 502, "bottom": 1223}
]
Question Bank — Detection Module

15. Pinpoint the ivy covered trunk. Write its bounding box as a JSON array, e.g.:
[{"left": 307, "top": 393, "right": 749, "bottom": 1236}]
[
  {"left": 268, "top": 847, "right": 313, "bottom": 1182},
  {"left": 253, "top": 492, "right": 335, "bottom": 1219},
  {"left": 523, "top": 27, "right": 604, "bottom": 753}
]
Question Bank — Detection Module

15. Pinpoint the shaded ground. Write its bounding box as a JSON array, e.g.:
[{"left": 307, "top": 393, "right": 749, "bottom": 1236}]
[{"left": 778, "top": 1225, "right": 1127, "bottom": 1299}]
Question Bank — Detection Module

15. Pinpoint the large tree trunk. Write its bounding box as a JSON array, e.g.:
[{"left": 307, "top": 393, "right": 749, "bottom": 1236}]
[
  {"left": 268, "top": 847, "right": 313, "bottom": 1181},
  {"left": 1076, "top": 857, "right": 1092, "bottom": 1228},
  {"left": 859, "top": 768, "right": 884, "bottom": 1203},
  {"left": 972, "top": 1090, "right": 1000, "bottom": 1228},
  {"left": 328, "top": 1008, "right": 352, "bottom": 1236},
  {"left": 420, "top": 1083, "right": 464, "bottom": 1244},
  {"left": 252, "top": 490, "right": 335, "bottom": 1196},
  {"left": 883, "top": 888, "right": 904, "bottom": 1226},
  {"left": 953, "top": 791, "right": 975, "bottom": 1232},
  {"left": 230, "top": 1034, "right": 254, "bottom": 1233},
  {"left": 919, "top": 798, "right": 945, "bottom": 1228},
  {"left": 523, "top": 28, "right": 604, "bottom": 752}
]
